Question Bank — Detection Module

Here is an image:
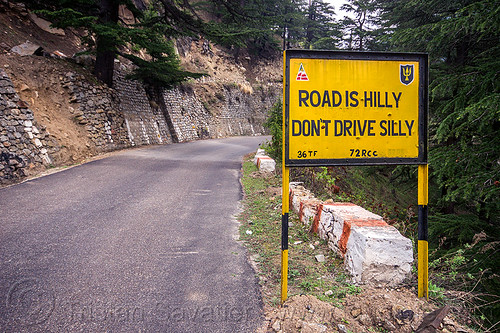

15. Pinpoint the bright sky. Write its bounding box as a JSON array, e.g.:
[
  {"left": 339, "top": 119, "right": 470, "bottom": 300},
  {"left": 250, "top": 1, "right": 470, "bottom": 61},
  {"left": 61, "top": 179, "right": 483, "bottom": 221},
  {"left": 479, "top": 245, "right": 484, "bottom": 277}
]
[{"left": 324, "top": 0, "right": 350, "bottom": 18}]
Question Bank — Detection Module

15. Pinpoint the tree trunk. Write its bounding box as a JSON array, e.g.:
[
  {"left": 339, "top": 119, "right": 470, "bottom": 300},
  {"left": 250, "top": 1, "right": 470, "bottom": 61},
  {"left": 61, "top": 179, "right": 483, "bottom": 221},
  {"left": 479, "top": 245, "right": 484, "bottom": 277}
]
[{"left": 94, "top": 0, "right": 119, "bottom": 87}]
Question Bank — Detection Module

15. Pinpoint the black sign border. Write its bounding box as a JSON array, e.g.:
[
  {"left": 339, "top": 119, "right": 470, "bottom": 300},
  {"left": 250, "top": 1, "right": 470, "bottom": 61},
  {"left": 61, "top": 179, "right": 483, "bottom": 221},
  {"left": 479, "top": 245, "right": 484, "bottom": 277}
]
[{"left": 284, "top": 49, "right": 428, "bottom": 167}]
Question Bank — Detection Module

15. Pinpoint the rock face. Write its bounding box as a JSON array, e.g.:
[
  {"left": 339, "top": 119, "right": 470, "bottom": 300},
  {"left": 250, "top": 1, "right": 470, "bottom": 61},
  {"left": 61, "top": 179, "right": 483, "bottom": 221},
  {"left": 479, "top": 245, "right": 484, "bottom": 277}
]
[
  {"left": 0, "top": 69, "right": 58, "bottom": 183},
  {"left": 289, "top": 183, "right": 413, "bottom": 286},
  {"left": 28, "top": 12, "right": 65, "bottom": 36},
  {"left": 62, "top": 71, "right": 131, "bottom": 151}
]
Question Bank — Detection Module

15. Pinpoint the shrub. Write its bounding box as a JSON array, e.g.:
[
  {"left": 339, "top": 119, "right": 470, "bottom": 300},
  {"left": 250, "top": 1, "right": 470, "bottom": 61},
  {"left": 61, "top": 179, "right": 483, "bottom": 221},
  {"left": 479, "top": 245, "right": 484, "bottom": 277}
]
[{"left": 263, "top": 100, "right": 282, "bottom": 163}]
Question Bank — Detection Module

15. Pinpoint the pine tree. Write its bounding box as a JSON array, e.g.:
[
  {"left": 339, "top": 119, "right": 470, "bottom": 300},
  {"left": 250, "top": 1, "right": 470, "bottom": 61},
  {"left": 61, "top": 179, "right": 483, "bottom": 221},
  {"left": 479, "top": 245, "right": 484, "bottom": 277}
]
[
  {"left": 31, "top": 0, "right": 203, "bottom": 87},
  {"left": 380, "top": 0, "right": 499, "bottom": 326},
  {"left": 339, "top": 0, "right": 381, "bottom": 50},
  {"left": 380, "top": 0, "right": 499, "bottom": 220},
  {"left": 303, "top": 0, "right": 340, "bottom": 50}
]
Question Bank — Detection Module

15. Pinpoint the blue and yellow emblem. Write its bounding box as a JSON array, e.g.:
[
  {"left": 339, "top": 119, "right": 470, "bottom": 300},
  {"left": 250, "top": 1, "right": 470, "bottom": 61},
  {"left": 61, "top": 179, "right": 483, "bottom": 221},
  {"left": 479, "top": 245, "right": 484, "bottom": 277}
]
[{"left": 400, "top": 64, "right": 414, "bottom": 85}]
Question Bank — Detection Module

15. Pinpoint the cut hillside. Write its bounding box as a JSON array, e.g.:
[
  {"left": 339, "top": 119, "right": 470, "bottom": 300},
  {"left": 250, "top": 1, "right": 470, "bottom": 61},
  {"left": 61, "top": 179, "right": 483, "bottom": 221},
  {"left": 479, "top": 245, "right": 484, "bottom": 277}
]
[
  {"left": 0, "top": 1, "right": 281, "bottom": 174},
  {"left": 1, "top": 54, "right": 96, "bottom": 166}
]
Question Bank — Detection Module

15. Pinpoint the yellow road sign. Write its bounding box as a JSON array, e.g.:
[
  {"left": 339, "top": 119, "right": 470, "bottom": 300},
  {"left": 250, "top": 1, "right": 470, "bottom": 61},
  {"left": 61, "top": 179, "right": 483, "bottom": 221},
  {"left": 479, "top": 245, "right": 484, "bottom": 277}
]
[{"left": 284, "top": 50, "right": 428, "bottom": 166}]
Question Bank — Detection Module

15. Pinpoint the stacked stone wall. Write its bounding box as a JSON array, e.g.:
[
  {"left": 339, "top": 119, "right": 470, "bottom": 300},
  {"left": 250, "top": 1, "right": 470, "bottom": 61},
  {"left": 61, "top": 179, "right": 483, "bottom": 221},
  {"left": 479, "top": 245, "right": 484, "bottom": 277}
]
[
  {"left": 1, "top": 62, "right": 279, "bottom": 185},
  {"left": 162, "top": 86, "right": 211, "bottom": 142},
  {"left": 113, "top": 66, "right": 172, "bottom": 146},
  {"left": 162, "top": 82, "right": 279, "bottom": 142},
  {"left": 62, "top": 71, "right": 131, "bottom": 151},
  {"left": 216, "top": 84, "right": 278, "bottom": 137},
  {"left": 0, "top": 69, "right": 58, "bottom": 184}
]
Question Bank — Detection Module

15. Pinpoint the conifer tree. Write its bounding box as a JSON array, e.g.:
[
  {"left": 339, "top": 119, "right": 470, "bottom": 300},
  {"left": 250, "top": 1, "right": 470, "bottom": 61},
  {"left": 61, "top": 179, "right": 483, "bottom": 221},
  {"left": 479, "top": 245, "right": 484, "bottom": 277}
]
[
  {"left": 31, "top": 0, "right": 203, "bottom": 87},
  {"left": 339, "top": 0, "right": 381, "bottom": 50},
  {"left": 380, "top": 1, "right": 499, "bottom": 325},
  {"left": 380, "top": 0, "right": 499, "bottom": 220},
  {"left": 303, "top": 0, "right": 340, "bottom": 50}
]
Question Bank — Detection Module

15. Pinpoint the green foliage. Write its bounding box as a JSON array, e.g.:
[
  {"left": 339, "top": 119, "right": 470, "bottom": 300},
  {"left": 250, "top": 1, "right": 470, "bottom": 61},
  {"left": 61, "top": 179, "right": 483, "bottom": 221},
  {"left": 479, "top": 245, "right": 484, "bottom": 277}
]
[
  {"left": 380, "top": 0, "right": 499, "bottom": 220},
  {"left": 315, "top": 166, "right": 336, "bottom": 186},
  {"left": 303, "top": 0, "right": 341, "bottom": 50},
  {"left": 428, "top": 214, "right": 495, "bottom": 249},
  {"left": 190, "top": 0, "right": 283, "bottom": 56},
  {"left": 281, "top": 0, "right": 341, "bottom": 50},
  {"left": 263, "top": 100, "right": 283, "bottom": 163},
  {"left": 340, "top": 0, "right": 383, "bottom": 50},
  {"left": 120, "top": 7, "right": 204, "bottom": 87},
  {"left": 34, "top": 0, "right": 203, "bottom": 87},
  {"left": 428, "top": 281, "right": 446, "bottom": 301},
  {"left": 428, "top": 239, "right": 500, "bottom": 328},
  {"left": 378, "top": 1, "right": 499, "bottom": 327}
]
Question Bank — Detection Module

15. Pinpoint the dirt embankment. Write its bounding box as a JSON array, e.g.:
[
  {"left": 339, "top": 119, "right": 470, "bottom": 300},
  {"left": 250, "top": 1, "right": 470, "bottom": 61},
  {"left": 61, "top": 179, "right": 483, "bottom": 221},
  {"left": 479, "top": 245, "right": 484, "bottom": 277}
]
[
  {"left": 263, "top": 289, "right": 472, "bottom": 333},
  {"left": 2, "top": 54, "right": 97, "bottom": 166}
]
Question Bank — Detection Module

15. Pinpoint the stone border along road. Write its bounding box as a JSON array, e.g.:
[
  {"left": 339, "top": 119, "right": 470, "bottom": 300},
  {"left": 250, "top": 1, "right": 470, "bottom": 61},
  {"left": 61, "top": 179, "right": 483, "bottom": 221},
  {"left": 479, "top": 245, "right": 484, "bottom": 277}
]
[{"left": 254, "top": 149, "right": 413, "bottom": 286}]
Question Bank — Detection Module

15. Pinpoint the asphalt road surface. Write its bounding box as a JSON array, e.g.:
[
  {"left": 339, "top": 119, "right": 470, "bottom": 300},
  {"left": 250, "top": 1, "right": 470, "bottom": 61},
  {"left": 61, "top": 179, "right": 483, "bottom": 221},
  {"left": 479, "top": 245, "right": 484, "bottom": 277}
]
[{"left": 0, "top": 136, "right": 268, "bottom": 332}]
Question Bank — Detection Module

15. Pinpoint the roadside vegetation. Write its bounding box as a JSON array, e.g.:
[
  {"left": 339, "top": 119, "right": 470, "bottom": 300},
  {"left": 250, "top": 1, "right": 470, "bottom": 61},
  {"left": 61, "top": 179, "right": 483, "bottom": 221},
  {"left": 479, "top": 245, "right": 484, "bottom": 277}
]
[
  {"left": 262, "top": 97, "right": 498, "bottom": 330},
  {"left": 238, "top": 156, "right": 362, "bottom": 309}
]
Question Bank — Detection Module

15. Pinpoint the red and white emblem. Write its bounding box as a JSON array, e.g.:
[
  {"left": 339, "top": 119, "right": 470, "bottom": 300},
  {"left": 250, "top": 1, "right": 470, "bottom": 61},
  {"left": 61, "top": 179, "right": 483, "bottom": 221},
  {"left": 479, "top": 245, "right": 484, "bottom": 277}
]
[{"left": 296, "top": 63, "right": 309, "bottom": 81}]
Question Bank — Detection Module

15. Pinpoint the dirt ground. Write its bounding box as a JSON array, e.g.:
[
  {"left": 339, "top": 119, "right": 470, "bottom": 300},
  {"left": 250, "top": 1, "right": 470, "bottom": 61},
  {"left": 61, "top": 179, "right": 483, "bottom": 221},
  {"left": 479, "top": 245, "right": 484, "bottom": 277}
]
[
  {"left": 1, "top": 53, "right": 97, "bottom": 166},
  {"left": 261, "top": 288, "right": 473, "bottom": 333},
  {"left": 0, "top": 3, "right": 98, "bottom": 167}
]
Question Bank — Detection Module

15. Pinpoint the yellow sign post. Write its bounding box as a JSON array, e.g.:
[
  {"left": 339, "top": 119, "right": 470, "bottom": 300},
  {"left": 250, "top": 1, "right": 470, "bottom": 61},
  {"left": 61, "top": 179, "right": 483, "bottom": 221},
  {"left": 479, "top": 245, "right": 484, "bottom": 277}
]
[{"left": 281, "top": 50, "right": 428, "bottom": 302}]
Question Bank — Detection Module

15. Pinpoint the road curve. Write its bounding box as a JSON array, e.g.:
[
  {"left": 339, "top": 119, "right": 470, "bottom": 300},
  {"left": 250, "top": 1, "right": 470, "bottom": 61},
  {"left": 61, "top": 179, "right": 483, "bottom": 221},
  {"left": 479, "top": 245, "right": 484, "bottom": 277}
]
[{"left": 0, "top": 136, "right": 268, "bottom": 332}]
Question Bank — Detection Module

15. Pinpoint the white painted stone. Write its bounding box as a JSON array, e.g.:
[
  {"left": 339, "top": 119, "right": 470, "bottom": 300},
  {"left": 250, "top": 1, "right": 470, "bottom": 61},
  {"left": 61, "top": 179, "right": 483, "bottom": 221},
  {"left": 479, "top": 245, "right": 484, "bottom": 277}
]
[
  {"left": 24, "top": 120, "right": 32, "bottom": 127},
  {"left": 289, "top": 183, "right": 414, "bottom": 286},
  {"left": 319, "top": 204, "right": 384, "bottom": 253},
  {"left": 34, "top": 138, "right": 42, "bottom": 147},
  {"left": 315, "top": 254, "right": 325, "bottom": 262},
  {"left": 253, "top": 148, "right": 266, "bottom": 164},
  {"left": 257, "top": 157, "right": 275, "bottom": 172},
  {"left": 32, "top": 126, "right": 39, "bottom": 134},
  {"left": 289, "top": 186, "right": 314, "bottom": 213},
  {"left": 300, "top": 202, "right": 318, "bottom": 226},
  {"left": 41, "top": 153, "right": 52, "bottom": 165},
  {"left": 345, "top": 226, "right": 413, "bottom": 286}
]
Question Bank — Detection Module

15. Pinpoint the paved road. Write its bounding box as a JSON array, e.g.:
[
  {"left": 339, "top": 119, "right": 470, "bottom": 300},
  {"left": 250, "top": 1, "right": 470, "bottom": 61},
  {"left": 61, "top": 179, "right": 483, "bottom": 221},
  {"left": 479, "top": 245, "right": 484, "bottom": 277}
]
[{"left": 0, "top": 136, "right": 268, "bottom": 332}]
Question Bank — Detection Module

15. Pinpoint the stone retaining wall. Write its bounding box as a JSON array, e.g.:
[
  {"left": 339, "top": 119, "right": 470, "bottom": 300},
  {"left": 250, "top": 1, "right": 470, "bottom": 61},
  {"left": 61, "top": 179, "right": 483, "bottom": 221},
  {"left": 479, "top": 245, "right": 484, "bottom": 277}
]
[
  {"left": 0, "top": 69, "right": 58, "bottom": 183},
  {"left": 162, "top": 86, "right": 210, "bottom": 142},
  {"left": 161, "top": 83, "right": 279, "bottom": 142},
  {"left": 1, "top": 62, "right": 278, "bottom": 185},
  {"left": 113, "top": 66, "right": 172, "bottom": 146},
  {"left": 62, "top": 71, "right": 131, "bottom": 151}
]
